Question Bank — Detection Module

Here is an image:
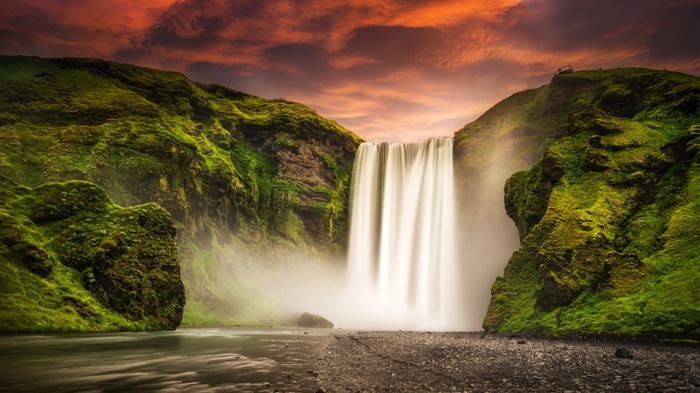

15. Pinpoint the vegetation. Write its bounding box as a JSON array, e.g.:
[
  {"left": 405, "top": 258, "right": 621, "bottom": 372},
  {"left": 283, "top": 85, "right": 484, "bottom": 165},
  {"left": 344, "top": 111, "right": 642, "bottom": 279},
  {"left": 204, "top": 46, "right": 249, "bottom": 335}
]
[
  {"left": 456, "top": 68, "right": 700, "bottom": 337},
  {"left": 5, "top": 54, "right": 695, "bottom": 338},
  {"left": 0, "top": 176, "right": 184, "bottom": 332},
  {"left": 0, "top": 55, "right": 361, "bottom": 328}
]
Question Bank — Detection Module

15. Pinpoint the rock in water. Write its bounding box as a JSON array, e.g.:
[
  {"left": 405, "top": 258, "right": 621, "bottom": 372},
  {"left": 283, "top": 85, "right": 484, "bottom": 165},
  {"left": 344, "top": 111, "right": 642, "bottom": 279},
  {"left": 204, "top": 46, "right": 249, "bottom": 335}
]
[
  {"left": 615, "top": 348, "right": 634, "bottom": 359},
  {"left": 298, "top": 312, "right": 334, "bottom": 328}
]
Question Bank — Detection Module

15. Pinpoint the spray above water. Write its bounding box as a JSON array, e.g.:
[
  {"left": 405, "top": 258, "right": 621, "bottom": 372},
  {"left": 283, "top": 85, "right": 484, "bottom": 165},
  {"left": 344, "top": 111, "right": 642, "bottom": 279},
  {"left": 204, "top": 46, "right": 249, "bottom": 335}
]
[
  {"left": 345, "top": 137, "right": 464, "bottom": 330},
  {"left": 227, "top": 136, "right": 512, "bottom": 331}
]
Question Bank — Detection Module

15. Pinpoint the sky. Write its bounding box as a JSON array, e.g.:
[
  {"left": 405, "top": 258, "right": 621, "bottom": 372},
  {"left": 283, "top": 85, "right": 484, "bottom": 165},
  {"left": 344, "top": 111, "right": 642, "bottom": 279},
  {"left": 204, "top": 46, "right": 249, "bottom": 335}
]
[{"left": 1, "top": 0, "right": 699, "bottom": 141}]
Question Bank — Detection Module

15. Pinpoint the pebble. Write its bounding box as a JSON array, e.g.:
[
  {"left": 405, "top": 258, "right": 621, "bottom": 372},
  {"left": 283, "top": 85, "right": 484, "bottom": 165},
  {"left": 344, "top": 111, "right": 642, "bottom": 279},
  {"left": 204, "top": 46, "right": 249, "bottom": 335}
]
[{"left": 316, "top": 331, "right": 699, "bottom": 392}]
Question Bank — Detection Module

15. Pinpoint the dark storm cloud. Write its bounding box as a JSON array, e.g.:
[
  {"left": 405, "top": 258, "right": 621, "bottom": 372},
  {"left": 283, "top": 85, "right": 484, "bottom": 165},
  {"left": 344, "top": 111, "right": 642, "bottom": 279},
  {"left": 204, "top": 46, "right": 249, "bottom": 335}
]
[
  {"left": 2, "top": 0, "right": 698, "bottom": 141},
  {"left": 0, "top": 3, "right": 110, "bottom": 57},
  {"left": 503, "top": 0, "right": 655, "bottom": 51},
  {"left": 114, "top": 0, "right": 270, "bottom": 64},
  {"left": 0, "top": 28, "right": 39, "bottom": 55},
  {"left": 646, "top": 2, "right": 700, "bottom": 62},
  {"left": 343, "top": 25, "right": 443, "bottom": 65},
  {"left": 116, "top": 16, "right": 216, "bottom": 59},
  {"left": 4, "top": 7, "right": 70, "bottom": 40},
  {"left": 188, "top": 60, "right": 324, "bottom": 100},
  {"left": 265, "top": 43, "right": 331, "bottom": 77},
  {"left": 187, "top": 61, "right": 245, "bottom": 86},
  {"left": 145, "top": 11, "right": 229, "bottom": 50},
  {"left": 502, "top": 0, "right": 700, "bottom": 61}
]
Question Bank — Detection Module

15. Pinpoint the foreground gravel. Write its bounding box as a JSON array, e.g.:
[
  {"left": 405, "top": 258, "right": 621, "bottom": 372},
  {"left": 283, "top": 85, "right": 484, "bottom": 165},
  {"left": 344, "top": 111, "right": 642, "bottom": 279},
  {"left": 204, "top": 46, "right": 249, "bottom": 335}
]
[{"left": 315, "top": 331, "right": 699, "bottom": 392}]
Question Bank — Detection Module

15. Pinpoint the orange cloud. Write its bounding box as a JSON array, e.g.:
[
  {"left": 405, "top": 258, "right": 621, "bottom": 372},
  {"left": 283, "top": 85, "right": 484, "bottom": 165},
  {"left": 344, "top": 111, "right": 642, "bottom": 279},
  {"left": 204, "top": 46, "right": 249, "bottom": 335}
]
[
  {"left": 0, "top": 0, "right": 175, "bottom": 57},
  {"left": 1, "top": 0, "right": 698, "bottom": 142},
  {"left": 388, "top": 0, "right": 520, "bottom": 27}
]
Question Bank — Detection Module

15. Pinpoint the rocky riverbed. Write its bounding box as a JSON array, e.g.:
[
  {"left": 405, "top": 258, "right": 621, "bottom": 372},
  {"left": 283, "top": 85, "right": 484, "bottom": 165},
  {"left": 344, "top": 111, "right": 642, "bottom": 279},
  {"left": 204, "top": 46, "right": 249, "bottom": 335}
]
[{"left": 315, "top": 331, "right": 699, "bottom": 392}]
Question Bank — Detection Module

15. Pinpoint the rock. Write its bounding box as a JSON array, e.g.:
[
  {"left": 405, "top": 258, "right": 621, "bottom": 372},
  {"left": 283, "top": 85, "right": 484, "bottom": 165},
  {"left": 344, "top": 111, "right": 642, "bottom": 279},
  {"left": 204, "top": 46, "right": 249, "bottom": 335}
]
[
  {"left": 474, "top": 69, "right": 700, "bottom": 337},
  {"left": 0, "top": 178, "right": 185, "bottom": 332},
  {"left": 583, "top": 147, "right": 616, "bottom": 171},
  {"left": 298, "top": 312, "right": 334, "bottom": 328},
  {"left": 541, "top": 149, "right": 566, "bottom": 182},
  {"left": 0, "top": 56, "right": 361, "bottom": 329},
  {"left": 588, "top": 135, "right": 603, "bottom": 148},
  {"left": 615, "top": 348, "right": 634, "bottom": 359}
]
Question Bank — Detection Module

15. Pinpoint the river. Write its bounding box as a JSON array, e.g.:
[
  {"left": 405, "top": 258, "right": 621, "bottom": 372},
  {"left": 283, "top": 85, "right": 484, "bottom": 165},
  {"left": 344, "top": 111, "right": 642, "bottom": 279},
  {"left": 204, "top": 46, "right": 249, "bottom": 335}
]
[{"left": 0, "top": 327, "right": 329, "bottom": 392}]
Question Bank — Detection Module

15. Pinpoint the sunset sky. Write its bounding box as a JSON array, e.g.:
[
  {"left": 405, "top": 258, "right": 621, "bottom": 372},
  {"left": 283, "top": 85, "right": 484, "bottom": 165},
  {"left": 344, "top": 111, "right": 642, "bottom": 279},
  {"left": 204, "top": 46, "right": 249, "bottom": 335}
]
[{"left": 2, "top": 0, "right": 699, "bottom": 141}]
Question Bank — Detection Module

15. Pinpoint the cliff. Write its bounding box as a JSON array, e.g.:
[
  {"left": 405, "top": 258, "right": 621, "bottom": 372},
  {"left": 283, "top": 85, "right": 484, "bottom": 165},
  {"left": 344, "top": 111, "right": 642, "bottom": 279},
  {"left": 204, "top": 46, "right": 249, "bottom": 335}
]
[
  {"left": 0, "top": 176, "right": 184, "bottom": 332},
  {"left": 0, "top": 56, "right": 361, "bottom": 327},
  {"left": 455, "top": 68, "right": 699, "bottom": 337}
]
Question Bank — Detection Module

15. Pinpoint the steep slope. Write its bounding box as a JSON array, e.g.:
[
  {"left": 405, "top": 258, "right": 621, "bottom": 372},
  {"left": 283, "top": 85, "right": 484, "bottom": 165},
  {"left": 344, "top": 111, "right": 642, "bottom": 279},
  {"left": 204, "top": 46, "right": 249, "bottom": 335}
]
[
  {"left": 455, "top": 68, "right": 699, "bottom": 337},
  {"left": 0, "top": 56, "right": 361, "bottom": 326},
  {"left": 0, "top": 176, "right": 184, "bottom": 332}
]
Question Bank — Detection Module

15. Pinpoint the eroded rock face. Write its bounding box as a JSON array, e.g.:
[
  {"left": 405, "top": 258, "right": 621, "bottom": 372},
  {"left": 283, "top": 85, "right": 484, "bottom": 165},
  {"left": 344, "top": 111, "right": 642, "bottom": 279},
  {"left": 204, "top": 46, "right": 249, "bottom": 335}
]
[
  {"left": 298, "top": 312, "right": 334, "bottom": 329},
  {"left": 455, "top": 68, "right": 700, "bottom": 337},
  {"left": 0, "top": 177, "right": 185, "bottom": 332},
  {"left": 0, "top": 56, "right": 361, "bottom": 326}
]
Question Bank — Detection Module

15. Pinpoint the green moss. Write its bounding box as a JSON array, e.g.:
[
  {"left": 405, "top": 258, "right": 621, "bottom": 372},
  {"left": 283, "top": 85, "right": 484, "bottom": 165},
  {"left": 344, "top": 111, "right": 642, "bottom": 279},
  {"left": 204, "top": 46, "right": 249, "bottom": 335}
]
[
  {"left": 0, "top": 176, "right": 184, "bottom": 333},
  {"left": 478, "top": 68, "right": 700, "bottom": 337},
  {"left": 0, "top": 55, "right": 362, "bottom": 327}
]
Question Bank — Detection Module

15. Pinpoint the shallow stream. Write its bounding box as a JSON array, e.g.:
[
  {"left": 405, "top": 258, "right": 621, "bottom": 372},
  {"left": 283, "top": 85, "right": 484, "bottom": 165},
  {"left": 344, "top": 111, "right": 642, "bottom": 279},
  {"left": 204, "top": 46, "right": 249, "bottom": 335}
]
[{"left": 0, "top": 327, "right": 328, "bottom": 392}]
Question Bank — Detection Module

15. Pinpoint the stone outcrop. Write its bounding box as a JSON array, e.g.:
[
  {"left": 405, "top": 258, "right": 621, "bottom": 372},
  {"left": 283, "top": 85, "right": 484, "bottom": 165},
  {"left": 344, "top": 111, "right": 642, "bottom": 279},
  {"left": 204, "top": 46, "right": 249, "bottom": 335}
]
[
  {"left": 0, "top": 55, "right": 361, "bottom": 327},
  {"left": 455, "top": 68, "right": 700, "bottom": 337},
  {"left": 0, "top": 176, "right": 185, "bottom": 332},
  {"left": 298, "top": 312, "right": 334, "bottom": 329}
]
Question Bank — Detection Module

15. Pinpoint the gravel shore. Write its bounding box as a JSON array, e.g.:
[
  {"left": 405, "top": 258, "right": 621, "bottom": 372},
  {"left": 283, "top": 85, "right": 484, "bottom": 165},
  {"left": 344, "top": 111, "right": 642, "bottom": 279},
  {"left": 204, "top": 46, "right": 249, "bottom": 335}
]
[{"left": 315, "top": 331, "right": 699, "bottom": 392}]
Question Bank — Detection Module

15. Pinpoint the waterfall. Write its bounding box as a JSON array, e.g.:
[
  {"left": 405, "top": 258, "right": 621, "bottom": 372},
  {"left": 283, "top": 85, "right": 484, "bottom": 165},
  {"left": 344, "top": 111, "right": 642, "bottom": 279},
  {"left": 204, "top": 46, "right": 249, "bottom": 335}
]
[{"left": 346, "top": 137, "right": 462, "bottom": 330}]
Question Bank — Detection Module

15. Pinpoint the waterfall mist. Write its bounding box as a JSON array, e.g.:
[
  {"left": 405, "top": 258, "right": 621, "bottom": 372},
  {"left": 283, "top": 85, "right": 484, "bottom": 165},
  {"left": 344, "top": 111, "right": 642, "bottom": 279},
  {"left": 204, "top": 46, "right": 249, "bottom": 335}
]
[
  {"left": 211, "top": 137, "right": 521, "bottom": 332},
  {"left": 331, "top": 135, "right": 520, "bottom": 331},
  {"left": 454, "top": 136, "right": 522, "bottom": 331}
]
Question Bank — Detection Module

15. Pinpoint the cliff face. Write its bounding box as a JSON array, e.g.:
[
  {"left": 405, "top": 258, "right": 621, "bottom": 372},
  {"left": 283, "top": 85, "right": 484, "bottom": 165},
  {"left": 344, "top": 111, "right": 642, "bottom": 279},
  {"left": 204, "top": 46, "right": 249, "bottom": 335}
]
[
  {"left": 5, "top": 55, "right": 696, "bottom": 336},
  {"left": 0, "top": 176, "right": 184, "bottom": 332},
  {"left": 455, "top": 68, "right": 699, "bottom": 337},
  {"left": 0, "top": 56, "right": 361, "bottom": 327}
]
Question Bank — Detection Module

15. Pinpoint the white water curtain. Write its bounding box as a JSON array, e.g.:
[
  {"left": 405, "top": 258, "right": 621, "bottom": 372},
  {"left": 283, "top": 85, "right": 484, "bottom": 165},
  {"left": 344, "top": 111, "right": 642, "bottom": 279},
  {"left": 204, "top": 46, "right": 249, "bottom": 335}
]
[{"left": 346, "top": 137, "right": 460, "bottom": 330}]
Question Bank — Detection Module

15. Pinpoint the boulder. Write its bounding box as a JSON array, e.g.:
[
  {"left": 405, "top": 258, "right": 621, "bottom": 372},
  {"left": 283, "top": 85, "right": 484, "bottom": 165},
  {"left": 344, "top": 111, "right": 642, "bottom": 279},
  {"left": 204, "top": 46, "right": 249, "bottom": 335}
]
[
  {"left": 615, "top": 348, "right": 634, "bottom": 359},
  {"left": 298, "top": 312, "right": 334, "bottom": 329}
]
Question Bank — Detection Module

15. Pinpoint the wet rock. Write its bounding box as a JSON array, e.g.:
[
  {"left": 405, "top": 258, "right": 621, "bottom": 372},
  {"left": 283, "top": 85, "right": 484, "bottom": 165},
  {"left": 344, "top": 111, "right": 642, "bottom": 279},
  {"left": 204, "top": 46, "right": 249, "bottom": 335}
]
[
  {"left": 615, "top": 347, "right": 634, "bottom": 359},
  {"left": 298, "top": 312, "right": 334, "bottom": 329}
]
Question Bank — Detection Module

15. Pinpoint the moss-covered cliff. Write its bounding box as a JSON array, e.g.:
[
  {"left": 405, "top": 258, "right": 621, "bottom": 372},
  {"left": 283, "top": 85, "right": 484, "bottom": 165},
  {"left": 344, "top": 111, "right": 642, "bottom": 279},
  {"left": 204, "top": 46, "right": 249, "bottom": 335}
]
[
  {"left": 0, "top": 56, "right": 361, "bottom": 327},
  {"left": 0, "top": 176, "right": 184, "bottom": 332},
  {"left": 456, "top": 68, "right": 699, "bottom": 337}
]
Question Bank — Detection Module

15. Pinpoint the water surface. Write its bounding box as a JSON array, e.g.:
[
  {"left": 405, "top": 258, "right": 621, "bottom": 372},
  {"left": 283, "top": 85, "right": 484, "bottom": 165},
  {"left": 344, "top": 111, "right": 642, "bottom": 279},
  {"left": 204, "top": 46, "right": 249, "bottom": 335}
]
[{"left": 0, "top": 327, "right": 329, "bottom": 392}]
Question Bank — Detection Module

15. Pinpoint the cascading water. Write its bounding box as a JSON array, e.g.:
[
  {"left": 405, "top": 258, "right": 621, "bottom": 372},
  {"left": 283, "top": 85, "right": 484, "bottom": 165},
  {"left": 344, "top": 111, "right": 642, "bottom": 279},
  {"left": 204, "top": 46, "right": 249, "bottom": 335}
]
[{"left": 346, "top": 137, "right": 464, "bottom": 330}]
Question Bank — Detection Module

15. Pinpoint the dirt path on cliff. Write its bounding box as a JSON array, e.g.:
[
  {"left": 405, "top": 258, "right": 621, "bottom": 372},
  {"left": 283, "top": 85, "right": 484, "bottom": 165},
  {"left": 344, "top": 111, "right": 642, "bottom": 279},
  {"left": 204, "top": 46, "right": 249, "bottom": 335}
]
[{"left": 314, "top": 331, "right": 699, "bottom": 392}]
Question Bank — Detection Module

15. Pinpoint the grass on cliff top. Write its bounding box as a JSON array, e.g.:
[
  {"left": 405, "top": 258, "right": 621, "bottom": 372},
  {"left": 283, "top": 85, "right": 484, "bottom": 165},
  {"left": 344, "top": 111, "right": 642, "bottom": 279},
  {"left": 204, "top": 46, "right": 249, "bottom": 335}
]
[{"left": 455, "top": 67, "right": 700, "bottom": 173}]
